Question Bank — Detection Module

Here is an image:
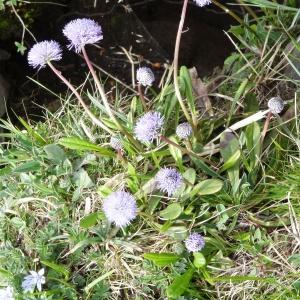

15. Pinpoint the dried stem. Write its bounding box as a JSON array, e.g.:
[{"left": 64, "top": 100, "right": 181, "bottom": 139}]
[
  {"left": 137, "top": 83, "right": 148, "bottom": 111},
  {"left": 47, "top": 62, "right": 113, "bottom": 134},
  {"left": 261, "top": 111, "right": 272, "bottom": 143},
  {"left": 173, "top": 0, "right": 194, "bottom": 127},
  {"left": 81, "top": 46, "right": 142, "bottom": 150}
]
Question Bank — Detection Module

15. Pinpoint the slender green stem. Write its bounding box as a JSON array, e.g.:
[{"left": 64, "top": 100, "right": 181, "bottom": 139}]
[
  {"left": 211, "top": 0, "right": 260, "bottom": 39},
  {"left": 81, "top": 47, "right": 142, "bottom": 150},
  {"left": 211, "top": 0, "right": 244, "bottom": 25},
  {"left": 47, "top": 62, "right": 113, "bottom": 134},
  {"left": 173, "top": 0, "right": 194, "bottom": 128},
  {"left": 237, "top": 0, "right": 259, "bottom": 20}
]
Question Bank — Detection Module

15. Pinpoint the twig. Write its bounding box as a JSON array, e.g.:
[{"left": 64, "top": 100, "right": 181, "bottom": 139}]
[
  {"left": 47, "top": 62, "right": 113, "bottom": 134},
  {"left": 81, "top": 46, "right": 142, "bottom": 150},
  {"left": 137, "top": 83, "right": 148, "bottom": 111},
  {"left": 173, "top": 0, "right": 194, "bottom": 127}
]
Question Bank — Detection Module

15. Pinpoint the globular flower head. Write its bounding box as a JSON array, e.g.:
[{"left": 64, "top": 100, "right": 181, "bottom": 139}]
[
  {"left": 0, "top": 286, "right": 14, "bottom": 300},
  {"left": 103, "top": 191, "right": 137, "bottom": 227},
  {"left": 176, "top": 122, "right": 193, "bottom": 139},
  {"left": 22, "top": 268, "right": 45, "bottom": 293},
  {"left": 184, "top": 232, "right": 205, "bottom": 252},
  {"left": 110, "top": 136, "right": 123, "bottom": 151},
  {"left": 28, "top": 40, "right": 62, "bottom": 69},
  {"left": 136, "top": 67, "right": 155, "bottom": 86},
  {"left": 155, "top": 167, "right": 182, "bottom": 196},
  {"left": 193, "top": 0, "right": 212, "bottom": 7},
  {"left": 134, "top": 111, "right": 164, "bottom": 143},
  {"left": 267, "top": 97, "right": 284, "bottom": 114},
  {"left": 63, "top": 18, "right": 103, "bottom": 52}
]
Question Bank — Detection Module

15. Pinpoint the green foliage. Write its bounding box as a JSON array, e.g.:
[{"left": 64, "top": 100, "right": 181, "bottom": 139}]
[{"left": 1, "top": 0, "right": 300, "bottom": 298}]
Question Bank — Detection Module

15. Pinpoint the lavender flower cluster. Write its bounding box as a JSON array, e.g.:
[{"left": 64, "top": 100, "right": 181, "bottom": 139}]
[
  {"left": 194, "top": 0, "right": 212, "bottom": 7},
  {"left": 103, "top": 191, "right": 137, "bottom": 227},
  {"left": 27, "top": 18, "right": 103, "bottom": 69},
  {"left": 184, "top": 232, "right": 205, "bottom": 252},
  {"left": 26, "top": 5, "right": 209, "bottom": 263}
]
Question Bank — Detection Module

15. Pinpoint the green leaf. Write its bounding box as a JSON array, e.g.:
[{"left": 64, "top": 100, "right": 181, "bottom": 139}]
[
  {"left": 245, "top": 122, "right": 260, "bottom": 170},
  {"left": 220, "top": 150, "right": 241, "bottom": 172},
  {"left": 80, "top": 212, "right": 105, "bottom": 229},
  {"left": 288, "top": 254, "right": 300, "bottom": 267},
  {"left": 168, "top": 136, "right": 182, "bottom": 165},
  {"left": 167, "top": 267, "right": 194, "bottom": 298},
  {"left": 18, "top": 117, "right": 46, "bottom": 144},
  {"left": 183, "top": 168, "right": 196, "bottom": 185},
  {"left": 59, "top": 137, "right": 114, "bottom": 157},
  {"left": 220, "top": 132, "right": 240, "bottom": 191},
  {"left": 180, "top": 66, "right": 196, "bottom": 115},
  {"left": 190, "top": 156, "right": 222, "bottom": 179},
  {"left": 159, "top": 203, "right": 182, "bottom": 220},
  {"left": 44, "top": 144, "right": 66, "bottom": 164},
  {"left": 72, "top": 169, "right": 94, "bottom": 189},
  {"left": 41, "top": 260, "right": 69, "bottom": 279},
  {"left": 191, "top": 179, "right": 223, "bottom": 196},
  {"left": 143, "top": 253, "right": 180, "bottom": 267},
  {"left": 15, "top": 41, "right": 27, "bottom": 55},
  {"left": 165, "top": 225, "right": 188, "bottom": 240},
  {"left": 84, "top": 270, "right": 115, "bottom": 293},
  {"left": 0, "top": 166, "right": 12, "bottom": 176},
  {"left": 13, "top": 160, "right": 41, "bottom": 173},
  {"left": 193, "top": 252, "right": 206, "bottom": 268},
  {"left": 293, "top": 280, "right": 300, "bottom": 292}
]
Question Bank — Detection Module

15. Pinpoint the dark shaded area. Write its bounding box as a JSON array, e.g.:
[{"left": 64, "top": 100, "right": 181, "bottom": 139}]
[{"left": 0, "top": 0, "right": 236, "bottom": 120}]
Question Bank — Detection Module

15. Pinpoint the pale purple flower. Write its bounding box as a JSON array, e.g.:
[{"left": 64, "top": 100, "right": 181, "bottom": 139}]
[
  {"left": 184, "top": 233, "right": 205, "bottom": 252},
  {"left": 110, "top": 136, "right": 123, "bottom": 151},
  {"left": 103, "top": 191, "right": 137, "bottom": 227},
  {"left": 176, "top": 122, "right": 193, "bottom": 139},
  {"left": 267, "top": 97, "right": 284, "bottom": 114},
  {"left": 28, "top": 40, "right": 62, "bottom": 69},
  {"left": 63, "top": 18, "right": 103, "bottom": 52},
  {"left": 194, "top": 0, "right": 211, "bottom": 7},
  {"left": 136, "top": 67, "right": 155, "bottom": 86},
  {"left": 155, "top": 167, "right": 182, "bottom": 196},
  {"left": 0, "top": 286, "right": 14, "bottom": 300},
  {"left": 134, "top": 111, "right": 164, "bottom": 143},
  {"left": 22, "top": 268, "right": 45, "bottom": 292}
]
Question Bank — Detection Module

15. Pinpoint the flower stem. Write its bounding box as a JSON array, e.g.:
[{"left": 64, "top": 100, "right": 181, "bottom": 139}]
[
  {"left": 47, "top": 62, "right": 113, "bottom": 134},
  {"left": 107, "top": 225, "right": 120, "bottom": 239},
  {"left": 137, "top": 83, "right": 148, "bottom": 111},
  {"left": 261, "top": 111, "right": 272, "bottom": 144},
  {"left": 211, "top": 0, "right": 259, "bottom": 38},
  {"left": 174, "top": 0, "right": 194, "bottom": 128},
  {"left": 81, "top": 47, "right": 142, "bottom": 150},
  {"left": 211, "top": 0, "right": 244, "bottom": 25}
]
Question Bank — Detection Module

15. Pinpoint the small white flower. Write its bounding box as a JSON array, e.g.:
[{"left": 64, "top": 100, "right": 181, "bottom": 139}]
[
  {"left": 22, "top": 268, "right": 46, "bottom": 292},
  {"left": 194, "top": 0, "right": 211, "bottom": 7},
  {"left": 110, "top": 136, "right": 123, "bottom": 151},
  {"left": 176, "top": 122, "right": 193, "bottom": 139},
  {"left": 267, "top": 97, "right": 284, "bottom": 114},
  {"left": 0, "top": 286, "right": 14, "bottom": 300},
  {"left": 136, "top": 67, "right": 155, "bottom": 87}
]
